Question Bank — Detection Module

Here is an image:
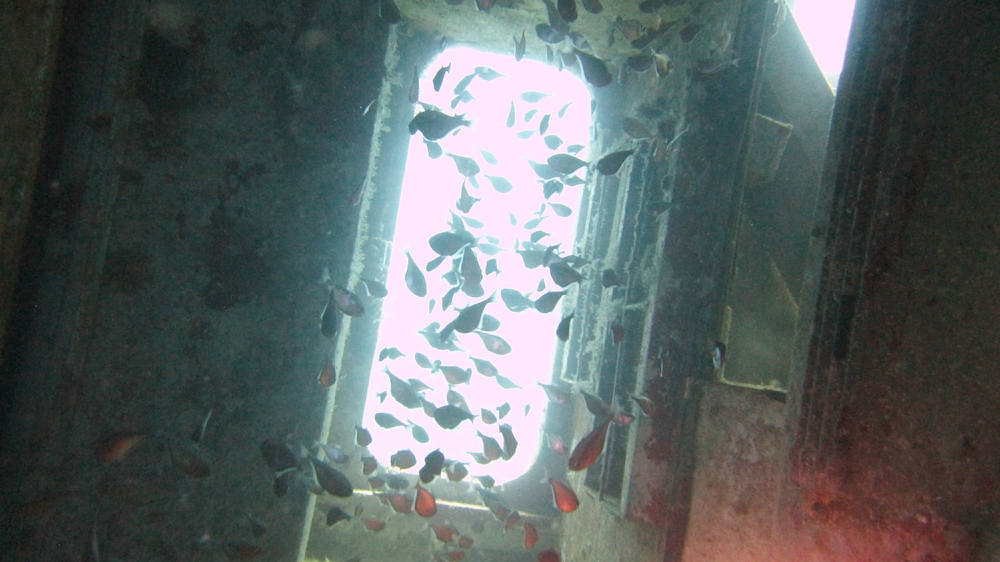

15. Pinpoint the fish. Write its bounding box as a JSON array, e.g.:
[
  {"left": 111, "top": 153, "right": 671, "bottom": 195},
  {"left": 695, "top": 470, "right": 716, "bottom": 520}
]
[
  {"left": 409, "top": 65, "right": 420, "bottom": 104},
  {"left": 420, "top": 322, "right": 462, "bottom": 351},
  {"left": 382, "top": 492, "right": 413, "bottom": 514},
  {"left": 404, "top": 251, "right": 427, "bottom": 296},
  {"left": 434, "top": 405, "right": 476, "bottom": 429},
  {"left": 169, "top": 440, "right": 211, "bottom": 478},
  {"left": 475, "top": 66, "right": 504, "bottom": 80},
  {"left": 654, "top": 52, "right": 671, "bottom": 77},
  {"left": 409, "top": 110, "right": 471, "bottom": 141},
  {"left": 415, "top": 484, "right": 437, "bottom": 517},
  {"left": 432, "top": 523, "right": 459, "bottom": 542},
  {"left": 539, "top": 114, "right": 551, "bottom": 134},
  {"left": 356, "top": 426, "right": 373, "bottom": 447},
  {"left": 386, "top": 368, "right": 423, "bottom": 409},
  {"left": 611, "top": 324, "right": 625, "bottom": 344},
  {"left": 470, "top": 452, "right": 490, "bottom": 465},
  {"left": 326, "top": 506, "right": 352, "bottom": 526},
  {"left": 420, "top": 449, "right": 445, "bottom": 483},
  {"left": 261, "top": 439, "right": 299, "bottom": 472},
  {"left": 311, "top": 457, "right": 354, "bottom": 496},
  {"left": 550, "top": 203, "right": 572, "bottom": 217},
  {"left": 385, "top": 474, "right": 410, "bottom": 490},
  {"left": 478, "top": 432, "right": 504, "bottom": 461},
  {"left": 446, "top": 461, "right": 469, "bottom": 481},
  {"left": 447, "top": 389, "right": 470, "bottom": 412},
  {"left": 433, "top": 64, "right": 451, "bottom": 91},
  {"left": 391, "top": 449, "right": 417, "bottom": 469},
  {"left": 534, "top": 291, "right": 566, "bottom": 313},
  {"left": 375, "top": 412, "right": 406, "bottom": 429},
  {"left": 95, "top": 432, "right": 146, "bottom": 463},
  {"left": 439, "top": 365, "right": 472, "bottom": 384},
  {"left": 407, "top": 378, "right": 432, "bottom": 392},
  {"left": 549, "top": 262, "right": 582, "bottom": 287},
  {"left": 622, "top": 116, "right": 652, "bottom": 139},
  {"left": 501, "top": 288, "right": 534, "bottom": 312},
  {"left": 614, "top": 412, "right": 636, "bottom": 426},
  {"left": 538, "top": 549, "right": 562, "bottom": 562},
  {"left": 435, "top": 551, "right": 467, "bottom": 562},
  {"left": 318, "top": 357, "right": 336, "bottom": 387},
  {"left": 332, "top": 285, "right": 365, "bottom": 317},
  {"left": 499, "top": 424, "right": 518, "bottom": 459},
  {"left": 596, "top": 150, "right": 635, "bottom": 175},
  {"left": 470, "top": 357, "right": 499, "bottom": 378},
  {"left": 361, "top": 277, "right": 388, "bottom": 297},
  {"left": 320, "top": 289, "right": 340, "bottom": 338},
  {"left": 480, "top": 408, "right": 498, "bottom": 424},
  {"left": 547, "top": 431, "right": 568, "bottom": 454},
  {"left": 414, "top": 352, "right": 435, "bottom": 370},
  {"left": 318, "top": 443, "right": 350, "bottom": 464},
  {"left": 601, "top": 269, "right": 620, "bottom": 287},
  {"left": 411, "top": 424, "right": 431, "bottom": 443},
  {"left": 524, "top": 522, "right": 539, "bottom": 549},
  {"left": 273, "top": 471, "right": 292, "bottom": 496},
  {"left": 368, "top": 475, "right": 386, "bottom": 489},
  {"left": 567, "top": 416, "right": 612, "bottom": 471},
  {"left": 630, "top": 393, "right": 657, "bottom": 417},
  {"left": 379, "top": 347, "right": 404, "bottom": 361},
  {"left": 452, "top": 294, "right": 493, "bottom": 333},
  {"left": 506, "top": 102, "right": 515, "bottom": 127},
  {"left": 543, "top": 180, "right": 563, "bottom": 199},
  {"left": 538, "top": 382, "right": 571, "bottom": 404},
  {"left": 426, "top": 139, "right": 444, "bottom": 158},
  {"left": 476, "top": 331, "right": 512, "bottom": 354},
  {"left": 361, "top": 516, "right": 386, "bottom": 531},
  {"left": 479, "top": 148, "right": 498, "bottom": 165},
  {"left": 581, "top": 0, "right": 602, "bottom": 13},
  {"left": 521, "top": 91, "right": 551, "bottom": 103},
  {"left": 361, "top": 455, "right": 378, "bottom": 475},
  {"left": 456, "top": 184, "right": 480, "bottom": 214},
  {"left": 495, "top": 375, "right": 521, "bottom": 389},
  {"left": 191, "top": 410, "right": 212, "bottom": 444},
  {"left": 504, "top": 510, "right": 522, "bottom": 531},
  {"left": 574, "top": 49, "right": 613, "bottom": 87},
  {"left": 567, "top": 143, "right": 584, "bottom": 153},
  {"left": 429, "top": 230, "right": 476, "bottom": 256},
  {"left": 713, "top": 341, "right": 726, "bottom": 370},
  {"left": 379, "top": 0, "right": 402, "bottom": 23},
  {"left": 514, "top": 29, "right": 526, "bottom": 61},
  {"left": 461, "top": 247, "right": 484, "bottom": 292},
  {"left": 547, "top": 477, "right": 579, "bottom": 512},
  {"left": 480, "top": 314, "right": 501, "bottom": 331},
  {"left": 557, "top": 0, "right": 577, "bottom": 22},
  {"left": 556, "top": 314, "right": 573, "bottom": 341},
  {"left": 497, "top": 402, "right": 511, "bottom": 418},
  {"left": 680, "top": 23, "right": 706, "bottom": 43},
  {"left": 535, "top": 23, "right": 565, "bottom": 44},
  {"left": 448, "top": 153, "right": 481, "bottom": 178}
]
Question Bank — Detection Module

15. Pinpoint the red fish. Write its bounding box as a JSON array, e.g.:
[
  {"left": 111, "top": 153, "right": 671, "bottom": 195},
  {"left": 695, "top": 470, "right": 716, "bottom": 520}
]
[
  {"left": 538, "top": 549, "right": 561, "bottom": 562},
  {"left": 537, "top": 382, "right": 571, "bottom": 404},
  {"left": 95, "top": 432, "right": 146, "bottom": 463},
  {"left": 504, "top": 510, "right": 522, "bottom": 532},
  {"left": 446, "top": 461, "right": 468, "bottom": 481},
  {"left": 567, "top": 417, "right": 612, "bottom": 471},
  {"left": 415, "top": 484, "right": 437, "bottom": 518},
  {"left": 546, "top": 432, "right": 568, "bottom": 454},
  {"left": 478, "top": 432, "right": 503, "bottom": 461},
  {"left": 435, "top": 551, "right": 466, "bottom": 562},
  {"left": 317, "top": 358, "right": 336, "bottom": 387},
  {"left": 361, "top": 455, "right": 378, "bottom": 475},
  {"left": 524, "top": 522, "right": 539, "bottom": 549},
  {"left": 384, "top": 493, "right": 412, "bottom": 514},
  {"left": 431, "top": 523, "right": 458, "bottom": 543},
  {"left": 361, "top": 516, "right": 385, "bottom": 532},
  {"left": 458, "top": 535, "right": 474, "bottom": 549},
  {"left": 547, "top": 478, "right": 580, "bottom": 513}
]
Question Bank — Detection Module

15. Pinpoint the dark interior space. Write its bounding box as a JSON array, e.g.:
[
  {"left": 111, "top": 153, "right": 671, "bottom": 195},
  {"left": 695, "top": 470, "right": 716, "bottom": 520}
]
[{"left": 1, "top": 0, "right": 999, "bottom": 561}]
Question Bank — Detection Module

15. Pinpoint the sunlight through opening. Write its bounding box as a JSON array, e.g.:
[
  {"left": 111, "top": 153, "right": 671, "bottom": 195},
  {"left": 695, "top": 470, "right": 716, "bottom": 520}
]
[
  {"left": 362, "top": 47, "right": 592, "bottom": 487},
  {"left": 791, "top": 0, "right": 857, "bottom": 89}
]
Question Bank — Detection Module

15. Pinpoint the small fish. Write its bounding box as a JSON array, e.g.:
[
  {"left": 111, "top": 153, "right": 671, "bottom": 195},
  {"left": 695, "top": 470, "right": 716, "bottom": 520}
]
[
  {"left": 420, "top": 449, "right": 445, "bottom": 483},
  {"left": 654, "top": 52, "right": 671, "bottom": 77},
  {"left": 429, "top": 230, "right": 476, "bottom": 256},
  {"left": 556, "top": 313, "right": 573, "bottom": 341},
  {"left": 622, "top": 117, "right": 652, "bottom": 139},
  {"left": 409, "top": 65, "right": 420, "bottom": 104},
  {"left": 375, "top": 412, "right": 406, "bottom": 429},
  {"left": 574, "top": 49, "right": 612, "bottom": 87},
  {"left": 475, "top": 66, "right": 504, "bottom": 80},
  {"left": 415, "top": 484, "right": 437, "bottom": 517},
  {"left": 379, "top": 0, "right": 402, "bottom": 23},
  {"left": 534, "top": 291, "right": 566, "bottom": 313},
  {"left": 426, "top": 139, "right": 444, "bottom": 158},
  {"left": 311, "top": 457, "right": 354, "bottom": 496},
  {"left": 436, "top": 550, "right": 467, "bottom": 562},
  {"left": 432, "top": 523, "right": 459, "bottom": 542},
  {"left": 581, "top": 0, "right": 602, "bottom": 13},
  {"left": 409, "top": 110, "right": 470, "bottom": 141},
  {"left": 458, "top": 535, "right": 475, "bottom": 549},
  {"left": 377, "top": 391, "right": 388, "bottom": 403},
  {"left": 713, "top": 341, "right": 726, "bottom": 370},
  {"left": 320, "top": 289, "right": 340, "bottom": 338},
  {"left": 439, "top": 365, "right": 472, "bottom": 385},
  {"left": 524, "top": 522, "right": 539, "bottom": 549},
  {"left": 497, "top": 402, "right": 511, "bottom": 418},
  {"left": 478, "top": 148, "right": 498, "bottom": 165},
  {"left": 361, "top": 277, "right": 388, "bottom": 297},
  {"left": 601, "top": 269, "right": 620, "bottom": 287},
  {"left": 478, "top": 432, "right": 504, "bottom": 461},
  {"left": 414, "top": 352, "right": 434, "bottom": 370},
  {"left": 557, "top": 0, "right": 577, "bottom": 22},
  {"left": 273, "top": 471, "right": 292, "bottom": 496},
  {"left": 550, "top": 203, "right": 572, "bottom": 217},
  {"left": 420, "top": 322, "right": 462, "bottom": 352},
  {"left": 480, "top": 408, "right": 498, "bottom": 424},
  {"left": 547, "top": 431, "right": 568, "bottom": 454},
  {"left": 434, "top": 405, "right": 476, "bottom": 429},
  {"left": 538, "top": 549, "right": 562, "bottom": 562},
  {"left": 404, "top": 251, "right": 427, "bottom": 297},
  {"left": 318, "top": 357, "right": 336, "bottom": 387},
  {"left": 521, "top": 91, "right": 551, "bottom": 103},
  {"left": 596, "top": 150, "right": 635, "bottom": 175},
  {"left": 630, "top": 393, "right": 657, "bottom": 417},
  {"left": 514, "top": 29, "right": 526, "bottom": 61},
  {"left": 504, "top": 510, "right": 522, "bottom": 531},
  {"left": 448, "top": 390, "right": 471, "bottom": 414},
  {"left": 331, "top": 285, "right": 365, "bottom": 318},
  {"left": 610, "top": 324, "right": 625, "bottom": 344},
  {"left": 466, "top": 358, "right": 497, "bottom": 380},
  {"left": 410, "top": 424, "right": 430, "bottom": 443},
  {"left": 170, "top": 440, "right": 210, "bottom": 478},
  {"left": 538, "top": 382, "right": 571, "bottom": 404},
  {"left": 549, "top": 262, "right": 582, "bottom": 287},
  {"left": 362, "top": 97, "right": 378, "bottom": 116},
  {"left": 461, "top": 247, "right": 484, "bottom": 291},
  {"left": 368, "top": 475, "right": 386, "bottom": 489},
  {"left": 567, "top": 143, "right": 584, "bottom": 153},
  {"left": 476, "top": 331, "right": 512, "bottom": 354},
  {"left": 452, "top": 294, "right": 493, "bottom": 333},
  {"left": 470, "top": 452, "right": 491, "bottom": 465},
  {"left": 387, "top": 368, "right": 423, "bottom": 409},
  {"left": 379, "top": 347, "right": 404, "bottom": 361},
  {"left": 456, "top": 184, "right": 481, "bottom": 214},
  {"left": 361, "top": 516, "right": 386, "bottom": 532},
  {"left": 391, "top": 449, "right": 417, "bottom": 469},
  {"left": 539, "top": 114, "right": 551, "bottom": 134},
  {"left": 535, "top": 23, "right": 565, "bottom": 44},
  {"left": 260, "top": 439, "right": 299, "bottom": 472},
  {"left": 318, "top": 443, "right": 350, "bottom": 463},
  {"left": 383, "top": 492, "right": 413, "bottom": 514},
  {"left": 356, "top": 426, "right": 373, "bottom": 447},
  {"left": 506, "top": 102, "right": 516, "bottom": 127},
  {"left": 680, "top": 23, "right": 706, "bottom": 43},
  {"left": 385, "top": 474, "right": 410, "bottom": 490},
  {"left": 446, "top": 460, "right": 469, "bottom": 481},
  {"left": 499, "top": 424, "right": 518, "bottom": 459},
  {"left": 485, "top": 175, "right": 513, "bottom": 193},
  {"left": 191, "top": 409, "right": 212, "bottom": 444},
  {"left": 95, "top": 432, "right": 146, "bottom": 463},
  {"left": 581, "top": 391, "right": 611, "bottom": 417},
  {"left": 547, "top": 477, "right": 580, "bottom": 512},
  {"left": 432, "top": 63, "right": 451, "bottom": 92},
  {"left": 361, "top": 455, "right": 378, "bottom": 475},
  {"left": 495, "top": 374, "right": 521, "bottom": 389},
  {"left": 567, "top": 416, "right": 612, "bottom": 471},
  {"left": 326, "top": 506, "right": 352, "bottom": 526}
]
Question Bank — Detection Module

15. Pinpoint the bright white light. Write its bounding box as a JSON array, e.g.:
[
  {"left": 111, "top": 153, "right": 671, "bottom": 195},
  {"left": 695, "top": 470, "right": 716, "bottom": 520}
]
[
  {"left": 793, "top": 0, "right": 856, "bottom": 81},
  {"left": 362, "top": 47, "right": 591, "bottom": 486}
]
